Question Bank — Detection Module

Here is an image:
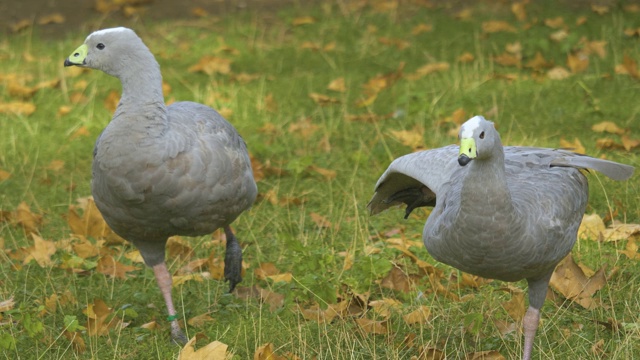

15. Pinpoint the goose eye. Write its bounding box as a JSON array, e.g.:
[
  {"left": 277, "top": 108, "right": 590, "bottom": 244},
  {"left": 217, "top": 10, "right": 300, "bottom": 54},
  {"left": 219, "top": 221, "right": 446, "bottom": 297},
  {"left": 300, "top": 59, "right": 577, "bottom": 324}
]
[
  {"left": 96, "top": 43, "right": 105, "bottom": 50},
  {"left": 479, "top": 131, "right": 485, "bottom": 139}
]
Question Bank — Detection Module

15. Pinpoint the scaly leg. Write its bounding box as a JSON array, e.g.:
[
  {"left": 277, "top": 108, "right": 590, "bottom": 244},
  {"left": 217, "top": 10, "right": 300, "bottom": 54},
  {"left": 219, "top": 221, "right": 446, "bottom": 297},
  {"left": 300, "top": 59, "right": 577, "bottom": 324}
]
[
  {"left": 223, "top": 226, "right": 243, "bottom": 292},
  {"left": 153, "top": 263, "right": 187, "bottom": 345},
  {"left": 522, "top": 306, "right": 540, "bottom": 360}
]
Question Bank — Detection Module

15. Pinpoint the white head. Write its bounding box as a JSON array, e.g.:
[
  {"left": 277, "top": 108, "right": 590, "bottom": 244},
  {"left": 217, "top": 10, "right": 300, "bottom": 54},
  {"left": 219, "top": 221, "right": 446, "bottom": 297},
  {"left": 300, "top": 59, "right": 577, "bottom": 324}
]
[{"left": 458, "top": 116, "right": 502, "bottom": 166}]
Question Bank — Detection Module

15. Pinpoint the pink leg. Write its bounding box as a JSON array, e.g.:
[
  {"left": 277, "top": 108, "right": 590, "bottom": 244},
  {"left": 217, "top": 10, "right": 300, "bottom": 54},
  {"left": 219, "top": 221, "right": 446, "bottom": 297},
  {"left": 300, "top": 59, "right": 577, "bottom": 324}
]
[
  {"left": 522, "top": 306, "right": 540, "bottom": 360},
  {"left": 153, "top": 263, "right": 187, "bottom": 344}
]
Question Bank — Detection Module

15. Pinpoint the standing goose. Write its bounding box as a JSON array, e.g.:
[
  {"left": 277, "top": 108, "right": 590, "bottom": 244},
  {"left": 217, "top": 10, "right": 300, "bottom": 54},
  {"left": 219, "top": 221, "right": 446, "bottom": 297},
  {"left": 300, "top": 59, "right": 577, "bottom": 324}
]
[
  {"left": 368, "top": 116, "right": 634, "bottom": 360},
  {"left": 64, "top": 27, "right": 258, "bottom": 344}
]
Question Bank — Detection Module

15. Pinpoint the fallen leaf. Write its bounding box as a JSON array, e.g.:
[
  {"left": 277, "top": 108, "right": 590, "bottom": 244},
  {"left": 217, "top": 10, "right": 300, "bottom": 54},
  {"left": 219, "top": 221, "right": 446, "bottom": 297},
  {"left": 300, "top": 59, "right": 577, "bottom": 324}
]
[
  {"left": 482, "top": 20, "right": 517, "bottom": 33},
  {"left": 85, "top": 298, "right": 126, "bottom": 336},
  {"left": 493, "top": 52, "right": 521, "bottom": 67},
  {"left": 0, "top": 297, "right": 15, "bottom": 312},
  {"left": 0, "top": 169, "right": 11, "bottom": 181},
  {"left": 511, "top": 2, "right": 527, "bottom": 21},
  {"left": 618, "top": 238, "right": 640, "bottom": 260},
  {"left": 0, "top": 101, "right": 36, "bottom": 116},
  {"left": 545, "top": 17, "right": 566, "bottom": 29},
  {"left": 550, "top": 29, "right": 569, "bottom": 42},
  {"left": 592, "top": 5, "right": 609, "bottom": 15},
  {"left": 327, "top": 77, "right": 346, "bottom": 92},
  {"left": 458, "top": 52, "right": 475, "bottom": 63},
  {"left": 403, "top": 306, "right": 431, "bottom": 325},
  {"left": 178, "top": 337, "right": 229, "bottom": 360},
  {"left": 13, "top": 202, "right": 43, "bottom": 234},
  {"left": 407, "top": 62, "right": 449, "bottom": 80},
  {"left": 188, "top": 313, "right": 215, "bottom": 328},
  {"left": 23, "top": 234, "right": 56, "bottom": 267},
  {"left": 389, "top": 129, "right": 424, "bottom": 150},
  {"left": 578, "top": 214, "right": 606, "bottom": 240},
  {"left": 188, "top": 56, "right": 232, "bottom": 75},
  {"left": 567, "top": 52, "right": 589, "bottom": 73},
  {"left": 601, "top": 223, "right": 640, "bottom": 242},
  {"left": 63, "top": 330, "right": 86, "bottom": 353},
  {"left": 308, "top": 165, "right": 337, "bottom": 180},
  {"left": 309, "top": 92, "right": 339, "bottom": 105},
  {"left": 499, "top": 286, "right": 526, "bottom": 321},
  {"left": 621, "top": 135, "right": 640, "bottom": 151},
  {"left": 378, "top": 37, "right": 411, "bottom": 50},
  {"left": 37, "top": 13, "right": 65, "bottom": 25},
  {"left": 525, "top": 52, "right": 553, "bottom": 71},
  {"left": 96, "top": 254, "right": 138, "bottom": 279},
  {"left": 300, "top": 301, "right": 347, "bottom": 323},
  {"left": 254, "top": 342, "right": 287, "bottom": 360},
  {"left": 591, "top": 121, "right": 625, "bottom": 135},
  {"left": 468, "top": 350, "right": 506, "bottom": 359},
  {"left": 411, "top": 23, "right": 433, "bottom": 35},
  {"left": 559, "top": 137, "right": 585, "bottom": 154},
  {"left": 547, "top": 66, "right": 571, "bottom": 80},
  {"left": 292, "top": 16, "right": 315, "bottom": 26},
  {"left": 355, "top": 318, "right": 387, "bottom": 334},
  {"left": 549, "top": 254, "right": 606, "bottom": 309},
  {"left": 310, "top": 212, "right": 333, "bottom": 228}
]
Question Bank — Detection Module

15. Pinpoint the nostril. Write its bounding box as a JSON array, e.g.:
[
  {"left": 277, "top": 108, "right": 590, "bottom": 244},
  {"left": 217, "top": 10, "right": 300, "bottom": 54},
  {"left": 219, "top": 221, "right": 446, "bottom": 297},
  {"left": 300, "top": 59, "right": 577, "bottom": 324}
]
[{"left": 74, "top": 52, "right": 79, "bottom": 57}]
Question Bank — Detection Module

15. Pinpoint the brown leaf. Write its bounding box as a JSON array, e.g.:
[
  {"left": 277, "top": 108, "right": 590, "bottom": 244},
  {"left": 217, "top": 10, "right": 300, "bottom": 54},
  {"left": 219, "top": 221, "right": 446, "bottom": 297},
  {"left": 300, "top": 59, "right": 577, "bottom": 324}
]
[
  {"left": 567, "top": 52, "right": 589, "bottom": 73},
  {"left": 187, "top": 313, "right": 215, "bottom": 328},
  {"left": 96, "top": 254, "right": 138, "bottom": 279},
  {"left": 403, "top": 306, "right": 431, "bottom": 325},
  {"left": 327, "top": 77, "right": 346, "bottom": 92},
  {"left": 72, "top": 238, "right": 102, "bottom": 259},
  {"left": 591, "top": 5, "right": 609, "bottom": 15},
  {"left": 0, "top": 101, "right": 36, "bottom": 116},
  {"left": 596, "top": 138, "right": 624, "bottom": 150},
  {"left": 381, "top": 266, "right": 417, "bottom": 293},
  {"left": 254, "top": 342, "right": 286, "bottom": 360},
  {"left": 618, "top": 238, "right": 640, "bottom": 260},
  {"left": 37, "top": 13, "right": 65, "bottom": 25},
  {"left": 621, "top": 135, "right": 640, "bottom": 151},
  {"left": 511, "top": 2, "right": 527, "bottom": 21},
  {"left": 177, "top": 258, "right": 210, "bottom": 275},
  {"left": 468, "top": 350, "right": 506, "bottom": 359},
  {"left": 482, "top": 21, "right": 517, "bottom": 33},
  {"left": 378, "top": 37, "right": 411, "bottom": 50},
  {"left": 544, "top": 17, "right": 566, "bottom": 29},
  {"left": 493, "top": 52, "right": 521, "bottom": 67},
  {"left": 103, "top": 90, "right": 120, "bottom": 112},
  {"left": 288, "top": 117, "right": 320, "bottom": 139},
  {"left": 23, "top": 234, "right": 56, "bottom": 267},
  {"left": 292, "top": 16, "right": 315, "bottom": 26},
  {"left": 549, "top": 254, "right": 606, "bottom": 309},
  {"left": 602, "top": 223, "right": 640, "bottom": 242},
  {"left": 178, "top": 337, "right": 229, "bottom": 360},
  {"left": 310, "top": 212, "right": 333, "bottom": 228},
  {"left": 389, "top": 128, "right": 424, "bottom": 150},
  {"left": 308, "top": 165, "right": 337, "bottom": 181},
  {"left": 0, "top": 169, "right": 11, "bottom": 181},
  {"left": 13, "top": 202, "right": 43, "bottom": 234},
  {"left": 411, "top": 23, "right": 433, "bottom": 35},
  {"left": 0, "top": 297, "right": 16, "bottom": 312},
  {"left": 300, "top": 301, "right": 348, "bottom": 323},
  {"left": 85, "top": 298, "right": 126, "bottom": 336},
  {"left": 67, "top": 197, "right": 120, "bottom": 241},
  {"left": 458, "top": 52, "right": 475, "bottom": 63},
  {"left": 254, "top": 262, "right": 280, "bottom": 280},
  {"left": 559, "top": 137, "right": 585, "bottom": 154},
  {"left": 167, "top": 236, "right": 194, "bottom": 261},
  {"left": 188, "top": 56, "right": 232, "bottom": 75},
  {"left": 547, "top": 66, "right": 571, "bottom": 80},
  {"left": 525, "top": 52, "right": 553, "bottom": 70},
  {"left": 499, "top": 286, "right": 526, "bottom": 321},
  {"left": 407, "top": 62, "right": 449, "bottom": 80},
  {"left": 309, "top": 92, "right": 339, "bottom": 105},
  {"left": 355, "top": 318, "right": 387, "bottom": 334},
  {"left": 592, "top": 121, "right": 625, "bottom": 135},
  {"left": 621, "top": 55, "right": 640, "bottom": 79},
  {"left": 415, "top": 346, "right": 446, "bottom": 360},
  {"left": 578, "top": 214, "right": 606, "bottom": 240}
]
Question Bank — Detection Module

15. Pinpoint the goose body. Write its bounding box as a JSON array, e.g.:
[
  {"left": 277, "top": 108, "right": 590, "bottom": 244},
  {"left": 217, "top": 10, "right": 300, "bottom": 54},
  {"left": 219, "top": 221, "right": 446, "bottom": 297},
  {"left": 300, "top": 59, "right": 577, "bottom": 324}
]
[
  {"left": 368, "top": 116, "right": 634, "bottom": 359},
  {"left": 65, "top": 27, "right": 257, "bottom": 343}
]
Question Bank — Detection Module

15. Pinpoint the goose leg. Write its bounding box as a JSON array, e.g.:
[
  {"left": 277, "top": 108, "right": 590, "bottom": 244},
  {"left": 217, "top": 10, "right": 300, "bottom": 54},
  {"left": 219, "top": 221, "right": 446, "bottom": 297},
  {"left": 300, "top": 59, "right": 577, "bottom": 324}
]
[
  {"left": 153, "top": 263, "right": 187, "bottom": 345},
  {"left": 223, "top": 226, "right": 242, "bottom": 292},
  {"left": 523, "top": 273, "right": 552, "bottom": 360},
  {"left": 522, "top": 306, "right": 540, "bottom": 360}
]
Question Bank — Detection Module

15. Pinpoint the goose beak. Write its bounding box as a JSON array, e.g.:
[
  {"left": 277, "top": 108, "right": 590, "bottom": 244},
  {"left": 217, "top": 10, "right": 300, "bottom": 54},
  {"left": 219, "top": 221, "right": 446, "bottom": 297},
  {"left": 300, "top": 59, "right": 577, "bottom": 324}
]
[
  {"left": 458, "top": 137, "right": 476, "bottom": 166},
  {"left": 64, "top": 44, "right": 88, "bottom": 67}
]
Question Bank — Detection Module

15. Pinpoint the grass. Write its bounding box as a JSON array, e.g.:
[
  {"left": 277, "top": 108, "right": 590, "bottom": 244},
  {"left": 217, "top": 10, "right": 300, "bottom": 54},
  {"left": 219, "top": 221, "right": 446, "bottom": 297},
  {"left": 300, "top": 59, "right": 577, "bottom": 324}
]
[{"left": 1, "top": 0, "right": 640, "bottom": 359}]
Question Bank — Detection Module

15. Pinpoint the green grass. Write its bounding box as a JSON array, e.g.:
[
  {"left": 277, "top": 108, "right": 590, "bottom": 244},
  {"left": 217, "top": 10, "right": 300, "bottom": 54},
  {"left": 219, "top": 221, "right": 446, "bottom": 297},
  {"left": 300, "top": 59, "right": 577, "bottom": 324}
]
[{"left": 1, "top": 1, "right": 640, "bottom": 359}]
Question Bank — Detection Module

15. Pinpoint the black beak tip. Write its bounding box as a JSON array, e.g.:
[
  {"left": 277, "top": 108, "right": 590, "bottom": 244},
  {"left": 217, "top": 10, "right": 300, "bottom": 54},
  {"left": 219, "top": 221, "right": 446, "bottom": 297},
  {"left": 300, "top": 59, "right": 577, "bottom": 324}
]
[
  {"left": 458, "top": 154, "right": 472, "bottom": 166},
  {"left": 63, "top": 58, "right": 73, "bottom": 67}
]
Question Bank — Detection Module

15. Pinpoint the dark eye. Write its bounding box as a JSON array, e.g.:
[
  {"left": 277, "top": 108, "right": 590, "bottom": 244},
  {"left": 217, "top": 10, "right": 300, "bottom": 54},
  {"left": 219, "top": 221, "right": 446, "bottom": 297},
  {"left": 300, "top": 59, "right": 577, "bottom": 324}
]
[
  {"left": 96, "top": 43, "right": 105, "bottom": 50},
  {"left": 479, "top": 131, "right": 485, "bottom": 139}
]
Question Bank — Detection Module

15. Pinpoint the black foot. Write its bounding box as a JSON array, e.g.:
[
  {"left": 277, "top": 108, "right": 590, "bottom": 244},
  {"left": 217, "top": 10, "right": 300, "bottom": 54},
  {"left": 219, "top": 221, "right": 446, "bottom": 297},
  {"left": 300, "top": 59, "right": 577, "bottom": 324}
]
[{"left": 224, "top": 227, "right": 243, "bottom": 292}]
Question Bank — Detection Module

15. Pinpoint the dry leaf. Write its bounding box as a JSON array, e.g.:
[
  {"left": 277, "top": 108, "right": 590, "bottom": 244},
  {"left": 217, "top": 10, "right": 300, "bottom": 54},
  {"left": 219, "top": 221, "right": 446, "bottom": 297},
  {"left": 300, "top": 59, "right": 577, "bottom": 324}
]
[
  {"left": 559, "top": 137, "right": 585, "bottom": 154},
  {"left": 188, "top": 56, "right": 232, "bottom": 75},
  {"left": 550, "top": 29, "right": 569, "bottom": 43},
  {"left": 493, "top": 53, "right": 521, "bottom": 67},
  {"left": 13, "top": 202, "right": 43, "bottom": 234},
  {"left": 288, "top": 117, "right": 320, "bottom": 139},
  {"left": 458, "top": 52, "right": 475, "bottom": 63},
  {"left": 482, "top": 21, "right": 517, "bottom": 33},
  {"left": 309, "top": 92, "right": 339, "bottom": 105},
  {"left": 0, "top": 169, "right": 11, "bottom": 181},
  {"left": 526, "top": 52, "right": 553, "bottom": 70},
  {"left": 355, "top": 318, "right": 387, "bottom": 334},
  {"left": 545, "top": 17, "right": 565, "bottom": 29},
  {"left": 96, "top": 254, "right": 138, "bottom": 279},
  {"left": 567, "top": 52, "right": 589, "bottom": 73},
  {"left": 407, "top": 62, "right": 450, "bottom": 80},
  {"left": 591, "top": 121, "right": 625, "bottom": 135},
  {"left": 292, "top": 16, "right": 315, "bottom": 26},
  {"left": 310, "top": 212, "right": 332, "bottom": 228},
  {"left": 389, "top": 129, "right": 423, "bottom": 150},
  {"left": 621, "top": 135, "right": 640, "bottom": 151},
  {"left": 592, "top": 5, "right": 609, "bottom": 15},
  {"left": 601, "top": 223, "right": 640, "bottom": 242},
  {"left": 188, "top": 313, "right": 215, "bottom": 328},
  {"left": 578, "top": 214, "right": 606, "bottom": 240},
  {"left": 468, "top": 350, "right": 506, "bottom": 359},
  {"left": 411, "top": 23, "right": 433, "bottom": 35},
  {"left": 618, "top": 238, "right": 640, "bottom": 260},
  {"left": 23, "top": 234, "right": 56, "bottom": 267},
  {"left": 547, "top": 66, "right": 571, "bottom": 80},
  {"left": 327, "top": 77, "right": 346, "bottom": 92},
  {"left": 85, "top": 298, "right": 126, "bottom": 336},
  {"left": 499, "top": 286, "right": 526, "bottom": 321},
  {"left": 0, "top": 101, "right": 36, "bottom": 116},
  {"left": 179, "top": 337, "right": 229, "bottom": 360},
  {"left": 0, "top": 297, "right": 16, "bottom": 312},
  {"left": 511, "top": 2, "right": 527, "bottom": 21},
  {"left": 308, "top": 165, "right": 337, "bottom": 180},
  {"left": 549, "top": 254, "right": 606, "bottom": 309},
  {"left": 254, "top": 342, "right": 286, "bottom": 360},
  {"left": 37, "top": 13, "right": 65, "bottom": 25},
  {"left": 378, "top": 37, "right": 411, "bottom": 50},
  {"left": 403, "top": 306, "right": 431, "bottom": 325}
]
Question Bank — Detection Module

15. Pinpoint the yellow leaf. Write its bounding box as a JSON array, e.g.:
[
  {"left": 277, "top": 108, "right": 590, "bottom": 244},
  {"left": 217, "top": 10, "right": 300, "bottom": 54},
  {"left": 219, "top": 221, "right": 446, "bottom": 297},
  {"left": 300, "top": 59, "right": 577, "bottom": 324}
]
[
  {"left": 378, "top": 37, "right": 411, "bottom": 50},
  {"left": 578, "top": 213, "right": 606, "bottom": 240},
  {"left": 544, "top": 17, "right": 565, "bottom": 29},
  {"left": 355, "top": 318, "right": 387, "bottom": 334},
  {"left": 308, "top": 165, "right": 337, "bottom": 181},
  {"left": 493, "top": 52, "right": 521, "bottom": 67},
  {"left": 591, "top": 5, "right": 609, "bottom": 15},
  {"left": 96, "top": 254, "right": 138, "bottom": 279},
  {"left": 327, "top": 77, "right": 346, "bottom": 92},
  {"left": 499, "top": 286, "right": 526, "bottom": 321},
  {"left": 547, "top": 66, "right": 571, "bottom": 80},
  {"left": 188, "top": 313, "right": 215, "bottom": 328},
  {"left": 389, "top": 129, "right": 424, "bottom": 150},
  {"left": 0, "top": 169, "right": 11, "bottom": 181},
  {"left": 601, "top": 223, "right": 640, "bottom": 242},
  {"left": 559, "top": 137, "right": 585, "bottom": 154},
  {"left": 0, "top": 297, "right": 16, "bottom": 312},
  {"left": 355, "top": 93, "right": 377, "bottom": 108},
  {"left": 292, "top": 16, "right": 315, "bottom": 26},
  {"left": 0, "top": 101, "right": 36, "bottom": 115},
  {"left": 403, "top": 306, "right": 431, "bottom": 325},
  {"left": 482, "top": 20, "right": 517, "bottom": 33},
  {"left": 24, "top": 235, "right": 56, "bottom": 266},
  {"left": 140, "top": 321, "right": 158, "bottom": 330},
  {"left": 46, "top": 159, "right": 65, "bottom": 172},
  {"left": 618, "top": 238, "right": 640, "bottom": 260},
  {"left": 178, "top": 337, "right": 229, "bottom": 360},
  {"left": 173, "top": 273, "right": 206, "bottom": 287},
  {"left": 188, "top": 56, "right": 232, "bottom": 75},
  {"left": 567, "top": 52, "right": 589, "bottom": 73},
  {"left": 621, "top": 135, "right": 640, "bottom": 151},
  {"left": 591, "top": 121, "right": 625, "bottom": 135},
  {"left": 550, "top": 254, "right": 606, "bottom": 309},
  {"left": 368, "top": 298, "right": 402, "bottom": 318},
  {"left": 511, "top": 2, "right": 527, "bottom": 21},
  {"left": 266, "top": 273, "right": 293, "bottom": 283},
  {"left": 254, "top": 343, "right": 286, "bottom": 360},
  {"left": 309, "top": 92, "right": 339, "bottom": 105},
  {"left": 411, "top": 23, "right": 433, "bottom": 35},
  {"left": 37, "top": 13, "right": 65, "bottom": 25},
  {"left": 407, "top": 62, "right": 450, "bottom": 79}
]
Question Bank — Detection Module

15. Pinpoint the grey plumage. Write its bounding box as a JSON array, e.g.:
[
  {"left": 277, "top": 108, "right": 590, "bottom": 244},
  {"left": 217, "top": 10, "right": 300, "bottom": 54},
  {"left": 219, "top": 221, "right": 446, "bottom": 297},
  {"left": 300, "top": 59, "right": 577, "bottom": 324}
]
[
  {"left": 65, "top": 27, "right": 257, "bottom": 344},
  {"left": 368, "top": 116, "right": 634, "bottom": 360}
]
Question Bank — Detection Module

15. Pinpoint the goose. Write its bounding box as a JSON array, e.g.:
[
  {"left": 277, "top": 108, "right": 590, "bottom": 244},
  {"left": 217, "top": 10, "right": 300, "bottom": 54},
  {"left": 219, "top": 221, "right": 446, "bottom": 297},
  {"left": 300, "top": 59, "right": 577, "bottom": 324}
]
[
  {"left": 64, "top": 27, "right": 258, "bottom": 344},
  {"left": 368, "top": 115, "right": 634, "bottom": 359}
]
